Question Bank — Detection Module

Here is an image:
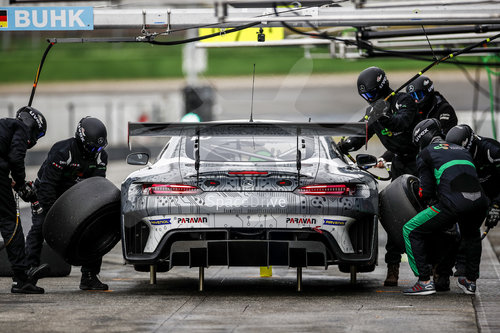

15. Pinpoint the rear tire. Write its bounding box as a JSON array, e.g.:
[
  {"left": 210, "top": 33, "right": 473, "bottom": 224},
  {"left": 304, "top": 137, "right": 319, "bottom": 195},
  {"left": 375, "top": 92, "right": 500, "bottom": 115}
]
[
  {"left": 379, "top": 174, "right": 424, "bottom": 253},
  {"left": 43, "top": 177, "right": 121, "bottom": 266}
]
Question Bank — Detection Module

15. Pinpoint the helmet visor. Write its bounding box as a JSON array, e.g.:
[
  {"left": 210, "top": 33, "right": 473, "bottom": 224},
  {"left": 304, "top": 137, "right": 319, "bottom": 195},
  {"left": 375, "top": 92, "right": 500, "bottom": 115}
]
[
  {"left": 83, "top": 141, "right": 107, "bottom": 153},
  {"left": 361, "top": 90, "right": 378, "bottom": 102},
  {"left": 410, "top": 90, "right": 426, "bottom": 102}
]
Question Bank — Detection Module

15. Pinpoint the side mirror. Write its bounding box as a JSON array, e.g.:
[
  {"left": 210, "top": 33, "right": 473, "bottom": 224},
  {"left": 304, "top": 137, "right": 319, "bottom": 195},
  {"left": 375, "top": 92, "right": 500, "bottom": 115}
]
[
  {"left": 356, "top": 154, "right": 377, "bottom": 168},
  {"left": 127, "top": 152, "right": 149, "bottom": 166}
]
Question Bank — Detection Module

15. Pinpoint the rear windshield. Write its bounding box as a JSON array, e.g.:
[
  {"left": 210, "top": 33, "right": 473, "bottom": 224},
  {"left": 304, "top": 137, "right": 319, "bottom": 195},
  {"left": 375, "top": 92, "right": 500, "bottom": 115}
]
[{"left": 185, "top": 136, "right": 315, "bottom": 162}]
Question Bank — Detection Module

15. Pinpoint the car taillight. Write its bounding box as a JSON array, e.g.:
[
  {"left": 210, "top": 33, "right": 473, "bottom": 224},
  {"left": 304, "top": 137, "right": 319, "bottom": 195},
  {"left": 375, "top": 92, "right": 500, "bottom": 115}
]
[
  {"left": 142, "top": 184, "right": 200, "bottom": 195},
  {"left": 228, "top": 171, "right": 268, "bottom": 175},
  {"left": 296, "top": 184, "right": 356, "bottom": 196}
]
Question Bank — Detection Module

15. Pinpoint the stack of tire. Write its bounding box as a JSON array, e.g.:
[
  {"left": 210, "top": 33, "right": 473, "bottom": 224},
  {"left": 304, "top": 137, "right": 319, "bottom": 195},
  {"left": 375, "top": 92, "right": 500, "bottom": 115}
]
[{"left": 379, "top": 174, "right": 425, "bottom": 253}]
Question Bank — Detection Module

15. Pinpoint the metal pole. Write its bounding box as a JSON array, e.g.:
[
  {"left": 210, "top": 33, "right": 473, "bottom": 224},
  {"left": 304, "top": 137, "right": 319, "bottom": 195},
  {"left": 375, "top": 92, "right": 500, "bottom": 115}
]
[
  {"left": 199, "top": 267, "right": 205, "bottom": 292},
  {"left": 350, "top": 265, "right": 357, "bottom": 285},
  {"left": 297, "top": 267, "right": 302, "bottom": 292},
  {"left": 150, "top": 265, "right": 157, "bottom": 285}
]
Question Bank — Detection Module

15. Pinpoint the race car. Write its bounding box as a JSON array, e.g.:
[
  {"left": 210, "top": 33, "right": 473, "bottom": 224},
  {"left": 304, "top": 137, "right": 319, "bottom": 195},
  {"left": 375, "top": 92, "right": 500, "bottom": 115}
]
[
  {"left": 122, "top": 121, "right": 379, "bottom": 284},
  {"left": 43, "top": 121, "right": 380, "bottom": 289}
]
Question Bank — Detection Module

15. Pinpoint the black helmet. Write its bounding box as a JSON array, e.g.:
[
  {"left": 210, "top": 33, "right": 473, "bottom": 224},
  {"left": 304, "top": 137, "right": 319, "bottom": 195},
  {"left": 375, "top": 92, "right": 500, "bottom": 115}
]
[
  {"left": 16, "top": 106, "right": 47, "bottom": 149},
  {"left": 413, "top": 118, "right": 442, "bottom": 149},
  {"left": 445, "top": 124, "right": 475, "bottom": 150},
  {"left": 75, "top": 117, "right": 108, "bottom": 155},
  {"left": 357, "top": 67, "right": 390, "bottom": 103},
  {"left": 406, "top": 75, "right": 434, "bottom": 105}
]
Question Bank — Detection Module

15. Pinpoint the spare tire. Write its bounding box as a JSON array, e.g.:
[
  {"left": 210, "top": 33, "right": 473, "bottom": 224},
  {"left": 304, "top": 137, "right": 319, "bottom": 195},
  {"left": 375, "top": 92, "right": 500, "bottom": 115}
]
[
  {"left": 379, "top": 174, "right": 425, "bottom": 253},
  {"left": 43, "top": 177, "right": 121, "bottom": 266}
]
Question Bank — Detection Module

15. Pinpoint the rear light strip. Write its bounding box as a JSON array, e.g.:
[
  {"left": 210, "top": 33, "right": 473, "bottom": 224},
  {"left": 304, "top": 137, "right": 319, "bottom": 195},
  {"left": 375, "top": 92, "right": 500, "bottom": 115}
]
[
  {"left": 228, "top": 171, "right": 269, "bottom": 175},
  {"left": 296, "top": 184, "right": 356, "bottom": 196},
  {"left": 142, "top": 184, "right": 200, "bottom": 195}
]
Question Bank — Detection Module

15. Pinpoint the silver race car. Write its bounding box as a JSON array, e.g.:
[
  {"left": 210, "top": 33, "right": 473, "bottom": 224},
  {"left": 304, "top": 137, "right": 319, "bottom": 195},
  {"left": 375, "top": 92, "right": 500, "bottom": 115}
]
[{"left": 120, "top": 121, "right": 379, "bottom": 287}]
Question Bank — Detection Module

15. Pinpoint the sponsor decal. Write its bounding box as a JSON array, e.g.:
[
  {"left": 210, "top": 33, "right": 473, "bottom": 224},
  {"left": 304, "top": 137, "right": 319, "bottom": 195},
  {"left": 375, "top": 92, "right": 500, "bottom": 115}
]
[
  {"left": 205, "top": 195, "right": 287, "bottom": 210},
  {"left": 150, "top": 218, "right": 171, "bottom": 225},
  {"left": 381, "top": 128, "right": 393, "bottom": 136},
  {"left": 434, "top": 143, "right": 450, "bottom": 150},
  {"left": 178, "top": 217, "right": 208, "bottom": 224},
  {"left": 359, "top": 84, "right": 366, "bottom": 92},
  {"left": 414, "top": 127, "right": 429, "bottom": 143},
  {"left": 323, "top": 219, "right": 346, "bottom": 226},
  {"left": 407, "top": 84, "right": 415, "bottom": 93},
  {"left": 0, "top": 7, "right": 93, "bottom": 31},
  {"left": 376, "top": 74, "right": 383, "bottom": 82},
  {"left": 286, "top": 217, "right": 317, "bottom": 225}
]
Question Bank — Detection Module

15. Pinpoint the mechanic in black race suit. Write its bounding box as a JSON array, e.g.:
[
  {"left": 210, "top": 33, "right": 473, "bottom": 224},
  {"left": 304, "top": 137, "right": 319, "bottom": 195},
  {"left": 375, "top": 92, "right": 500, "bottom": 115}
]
[
  {"left": 0, "top": 106, "right": 48, "bottom": 294},
  {"left": 446, "top": 124, "right": 500, "bottom": 275},
  {"left": 406, "top": 75, "right": 458, "bottom": 134},
  {"left": 25, "top": 116, "right": 110, "bottom": 291},
  {"left": 403, "top": 119, "right": 488, "bottom": 295},
  {"left": 338, "top": 66, "right": 419, "bottom": 287}
]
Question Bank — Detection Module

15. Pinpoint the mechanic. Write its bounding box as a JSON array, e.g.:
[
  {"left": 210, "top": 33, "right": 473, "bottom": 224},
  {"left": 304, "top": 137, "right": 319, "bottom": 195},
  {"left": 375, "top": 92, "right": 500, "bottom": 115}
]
[
  {"left": 446, "top": 124, "right": 500, "bottom": 275},
  {"left": 403, "top": 119, "right": 488, "bottom": 295},
  {"left": 25, "top": 116, "right": 109, "bottom": 291},
  {"left": 338, "top": 66, "right": 419, "bottom": 287},
  {"left": 0, "top": 106, "right": 48, "bottom": 294},
  {"left": 406, "top": 75, "right": 458, "bottom": 134}
]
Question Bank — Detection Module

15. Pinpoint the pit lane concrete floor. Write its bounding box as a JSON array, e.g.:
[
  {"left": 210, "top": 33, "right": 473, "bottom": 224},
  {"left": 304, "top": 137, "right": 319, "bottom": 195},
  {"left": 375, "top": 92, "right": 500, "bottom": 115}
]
[{"left": 1, "top": 224, "right": 500, "bottom": 333}]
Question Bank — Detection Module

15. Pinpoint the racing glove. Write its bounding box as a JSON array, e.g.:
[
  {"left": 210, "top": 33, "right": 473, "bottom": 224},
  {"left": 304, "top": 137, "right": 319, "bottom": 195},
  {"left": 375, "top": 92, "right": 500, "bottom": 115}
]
[
  {"left": 365, "top": 100, "right": 391, "bottom": 126},
  {"left": 485, "top": 203, "right": 500, "bottom": 228},
  {"left": 16, "top": 181, "right": 38, "bottom": 203}
]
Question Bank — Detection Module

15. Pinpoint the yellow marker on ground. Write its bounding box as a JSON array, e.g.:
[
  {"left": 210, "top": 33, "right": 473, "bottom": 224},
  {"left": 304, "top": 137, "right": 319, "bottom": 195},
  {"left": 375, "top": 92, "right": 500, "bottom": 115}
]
[{"left": 260, "top": 266, "right": 272, "bottom": 277}]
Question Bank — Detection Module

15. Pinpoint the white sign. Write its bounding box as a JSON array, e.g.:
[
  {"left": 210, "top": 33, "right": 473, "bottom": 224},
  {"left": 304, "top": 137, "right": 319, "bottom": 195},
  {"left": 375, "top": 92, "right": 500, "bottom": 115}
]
[{"left": 0, "top": 7, "right": 93, "bottom": 31}]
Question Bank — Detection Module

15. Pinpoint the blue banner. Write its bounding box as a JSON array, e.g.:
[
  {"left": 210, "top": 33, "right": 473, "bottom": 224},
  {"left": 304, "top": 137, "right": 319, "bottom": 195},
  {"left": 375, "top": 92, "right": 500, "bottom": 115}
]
[{"left": 0, "top": 7, "right": 93, "bottom": 31}]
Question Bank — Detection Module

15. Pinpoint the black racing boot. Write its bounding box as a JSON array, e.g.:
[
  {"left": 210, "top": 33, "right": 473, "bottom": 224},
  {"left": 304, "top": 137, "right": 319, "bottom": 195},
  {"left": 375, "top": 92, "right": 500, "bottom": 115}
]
[
  {"left": 80, "top": 272, "right": 109, "bottom": 291},
  {"left": 11, "top": 277, "right": 44, "bottom": 294},
  {"left": 384, "top": 263, "right": 400, "bottom": 287},
  {"left": 26, "top": 263, "right": 51, "bottom": 284}
]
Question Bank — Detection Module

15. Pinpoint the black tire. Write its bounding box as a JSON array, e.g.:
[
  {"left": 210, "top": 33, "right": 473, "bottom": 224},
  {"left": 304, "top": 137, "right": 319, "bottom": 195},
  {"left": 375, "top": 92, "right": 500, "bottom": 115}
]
[
  {"left": 379, "top": 174, "right": 425, "bottom": 253},
  {"left": 43, "top": 177, "right": 121, "bottom": 266}
]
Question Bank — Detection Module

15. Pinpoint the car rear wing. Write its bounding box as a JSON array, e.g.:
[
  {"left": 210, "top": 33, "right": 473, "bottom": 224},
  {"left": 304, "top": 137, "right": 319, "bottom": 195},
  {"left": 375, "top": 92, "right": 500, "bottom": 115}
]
[
  {"left": 128, "top": 121, "right": 367, "bottom": 142},
  {"left": 128, "top": 121, "right": 368, "bottom": 180}
]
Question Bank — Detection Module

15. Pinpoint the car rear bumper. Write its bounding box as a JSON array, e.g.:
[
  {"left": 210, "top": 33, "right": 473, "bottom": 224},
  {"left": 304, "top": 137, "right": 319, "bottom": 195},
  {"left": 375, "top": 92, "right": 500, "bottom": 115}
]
[{"left": 122, "top": 215, "right": 378, "bottom": 269}]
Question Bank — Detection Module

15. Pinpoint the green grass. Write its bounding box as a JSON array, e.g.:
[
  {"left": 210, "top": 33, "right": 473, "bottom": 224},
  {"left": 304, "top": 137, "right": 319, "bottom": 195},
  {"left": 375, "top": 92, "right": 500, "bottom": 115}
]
[{"left": 0, "top": 39, "right": 465, "bottom": 83}]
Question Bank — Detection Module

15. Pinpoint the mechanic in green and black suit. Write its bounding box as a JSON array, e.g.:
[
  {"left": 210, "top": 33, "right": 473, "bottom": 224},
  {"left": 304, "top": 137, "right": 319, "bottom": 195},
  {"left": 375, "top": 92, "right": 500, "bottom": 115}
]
[
  {"left": 25, "top": 116, "right": 109, "bottom": 291},
  {"left": 403, "top": 119, "right": 488, "bottom": 295},
  {"left": 338, "top": 66, "right": 419, "bottom": 287}
]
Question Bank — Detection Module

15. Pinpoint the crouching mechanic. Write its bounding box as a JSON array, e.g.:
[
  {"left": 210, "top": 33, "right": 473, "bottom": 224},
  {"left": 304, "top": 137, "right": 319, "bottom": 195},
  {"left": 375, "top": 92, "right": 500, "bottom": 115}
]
[
  {"left": 0, "top": 106, "right": 48, "bottom": 294},
  {"left": 25, "top": 117, "right": 109, "bottom": 291},
  {"left": 403, "top": 119, "right": 488, "bottom": 295},
  {"left": 338, "top": 66, "right": 419, "bottom": 286}
]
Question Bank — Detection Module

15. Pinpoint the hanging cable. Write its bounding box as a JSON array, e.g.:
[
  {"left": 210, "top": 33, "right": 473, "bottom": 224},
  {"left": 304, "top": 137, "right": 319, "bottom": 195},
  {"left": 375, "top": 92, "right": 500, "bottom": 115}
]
[
  {"left": 421, "top": 25, "right": 437, "bottom": 61},
  {"left": 28, "top": 42, "right": 54, "bottom": 107}
]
